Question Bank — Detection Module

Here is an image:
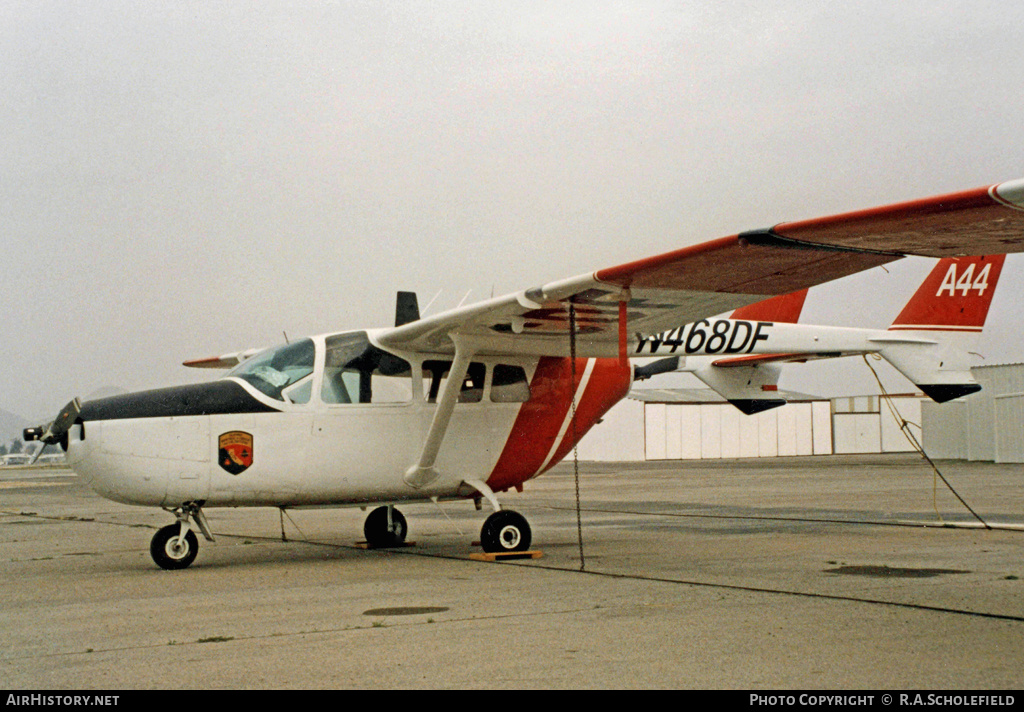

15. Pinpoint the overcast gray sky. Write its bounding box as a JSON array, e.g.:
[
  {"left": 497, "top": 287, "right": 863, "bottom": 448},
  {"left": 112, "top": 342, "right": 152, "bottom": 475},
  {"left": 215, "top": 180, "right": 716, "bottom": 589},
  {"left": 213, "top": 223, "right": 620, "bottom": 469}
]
[{"left": 4, "top": 0, "right": 1024, "bottom": 421}]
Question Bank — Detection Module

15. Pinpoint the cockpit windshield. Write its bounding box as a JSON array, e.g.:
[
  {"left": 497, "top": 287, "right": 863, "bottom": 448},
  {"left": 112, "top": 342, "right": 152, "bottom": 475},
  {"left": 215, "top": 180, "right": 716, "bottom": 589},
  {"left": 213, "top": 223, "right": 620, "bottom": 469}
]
[{"left": 226, "top": 338, "right": 315, "bottom": 401}]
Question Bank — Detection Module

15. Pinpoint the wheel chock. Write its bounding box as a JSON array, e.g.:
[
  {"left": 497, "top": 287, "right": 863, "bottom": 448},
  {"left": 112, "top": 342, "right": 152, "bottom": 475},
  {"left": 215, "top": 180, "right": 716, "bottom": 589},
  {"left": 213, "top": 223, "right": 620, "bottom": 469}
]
[
  {"left": 469, "top": 550, "right": 542, "bottom": 562},
  {"left": 355, "top": 541, "right": 417, "bottom": 549}
]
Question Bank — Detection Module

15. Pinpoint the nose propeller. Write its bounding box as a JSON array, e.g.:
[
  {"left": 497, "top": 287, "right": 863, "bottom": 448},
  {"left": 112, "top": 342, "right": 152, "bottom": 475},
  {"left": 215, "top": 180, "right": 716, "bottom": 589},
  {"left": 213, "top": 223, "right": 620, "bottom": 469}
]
[{"left": 23, "top": 398, "right": 82, "bottom": 461}]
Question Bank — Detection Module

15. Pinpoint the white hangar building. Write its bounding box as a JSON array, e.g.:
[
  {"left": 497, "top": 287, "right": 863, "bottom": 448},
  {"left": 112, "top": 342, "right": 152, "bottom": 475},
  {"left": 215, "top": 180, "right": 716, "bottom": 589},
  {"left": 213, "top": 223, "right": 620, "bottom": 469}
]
[
  {"left": 577, "top": 363, "right": 1024, "bottom": 464},
  {"left": 575, "top": 387, "right": 927, "bottom": 463},
  {"left": 921, "top": 363, "right": 1024, "bottom": 464}
]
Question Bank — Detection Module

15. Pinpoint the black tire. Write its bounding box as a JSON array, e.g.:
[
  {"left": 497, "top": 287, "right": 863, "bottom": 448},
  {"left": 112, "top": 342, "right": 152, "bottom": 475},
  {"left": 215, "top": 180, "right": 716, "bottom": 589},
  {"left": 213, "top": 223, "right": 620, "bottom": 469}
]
[
  {"left": 480, "top": 510, "right": 532, "bottom": 553},
  {"left": 363, "top": 506, "right": 408, "bottom": 548},
  {"left": 150, "top": 524, "right": 199, "bottom": 570}
]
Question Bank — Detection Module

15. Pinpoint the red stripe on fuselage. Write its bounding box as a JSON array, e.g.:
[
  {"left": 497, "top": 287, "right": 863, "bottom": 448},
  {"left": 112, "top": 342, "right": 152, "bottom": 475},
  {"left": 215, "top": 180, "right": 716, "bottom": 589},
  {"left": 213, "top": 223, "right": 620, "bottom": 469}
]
[{"left": 485, "top": 356, "right": 631, "bottom": 492}]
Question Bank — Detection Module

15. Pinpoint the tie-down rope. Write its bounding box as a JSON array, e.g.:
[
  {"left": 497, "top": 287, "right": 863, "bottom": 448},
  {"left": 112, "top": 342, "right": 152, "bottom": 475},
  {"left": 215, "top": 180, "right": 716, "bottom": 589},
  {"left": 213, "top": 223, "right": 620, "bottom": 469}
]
[
  {"left": 569, "top": 303, "right": 586, "bottom": 571},
  {"left": 861, "top": 354, "right": 990, "bottom": 529}
]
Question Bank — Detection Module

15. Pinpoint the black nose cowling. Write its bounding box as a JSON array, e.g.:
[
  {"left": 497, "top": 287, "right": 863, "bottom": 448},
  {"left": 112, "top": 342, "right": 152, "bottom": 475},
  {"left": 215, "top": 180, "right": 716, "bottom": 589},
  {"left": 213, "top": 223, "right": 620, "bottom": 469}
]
[{"left": 78, "top": 380, "right": 281, "bottom": 422}]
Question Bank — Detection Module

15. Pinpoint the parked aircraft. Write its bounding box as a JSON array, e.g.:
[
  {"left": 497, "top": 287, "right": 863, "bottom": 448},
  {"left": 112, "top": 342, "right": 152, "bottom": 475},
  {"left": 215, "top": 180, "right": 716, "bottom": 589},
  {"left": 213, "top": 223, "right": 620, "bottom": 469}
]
[{"left": 24, "top": 179, "right": 1024, "bottom": 569}]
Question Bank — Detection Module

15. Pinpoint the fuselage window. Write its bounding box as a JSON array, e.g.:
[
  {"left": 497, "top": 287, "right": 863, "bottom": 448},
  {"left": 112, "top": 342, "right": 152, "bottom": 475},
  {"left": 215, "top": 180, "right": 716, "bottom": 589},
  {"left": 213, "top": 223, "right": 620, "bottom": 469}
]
[
  {"left": 422, "top": 360, "right": 486, "bottom": 403},
  {"left": 490, "top": 364, "right": 531, "bottom": 403},
  {"left": 322, "top": 332, "right": 412, "bottom": 405},
  {"left": 227, "top": 339, "right": 316, "bottom": 401}
]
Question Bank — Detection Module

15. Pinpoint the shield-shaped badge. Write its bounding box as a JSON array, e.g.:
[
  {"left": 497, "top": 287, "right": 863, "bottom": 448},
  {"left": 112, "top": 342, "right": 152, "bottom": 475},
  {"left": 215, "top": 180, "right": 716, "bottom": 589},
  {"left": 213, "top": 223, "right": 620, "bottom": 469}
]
[{"left": 218, "top": 431, "right": 253, "bottom": 475}]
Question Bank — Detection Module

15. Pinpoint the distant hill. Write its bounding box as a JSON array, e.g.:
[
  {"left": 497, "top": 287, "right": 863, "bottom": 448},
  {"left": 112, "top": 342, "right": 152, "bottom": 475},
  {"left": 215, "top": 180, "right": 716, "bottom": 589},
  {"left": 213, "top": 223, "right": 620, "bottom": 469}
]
[
  {"left": 1, "top": 388, "right": 128, "bottom": 449},
  {"left": 0, "top": 407, "right": 30, "bottom": 449}
]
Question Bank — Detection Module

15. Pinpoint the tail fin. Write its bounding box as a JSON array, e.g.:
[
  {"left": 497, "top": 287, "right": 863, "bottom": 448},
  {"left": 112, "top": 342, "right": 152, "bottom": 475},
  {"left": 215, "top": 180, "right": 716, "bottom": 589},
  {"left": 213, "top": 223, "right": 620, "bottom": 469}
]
[
  {"left": 880, "top": 255, "right": 1005, "bottom": 402},
  {"left": 889, "top": 255, "right": 1004, "bottom": 333},
  {"left": 730, "top": 288, "right": 808, "bottom": 323}
]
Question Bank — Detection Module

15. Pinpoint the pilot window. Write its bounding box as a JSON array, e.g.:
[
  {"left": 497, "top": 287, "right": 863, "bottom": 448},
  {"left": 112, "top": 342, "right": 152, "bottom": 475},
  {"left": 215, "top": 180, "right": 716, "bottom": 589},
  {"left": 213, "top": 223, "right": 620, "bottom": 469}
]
[
  {"left": 227, "top": 339, "right": 315, "bottom": 402},
  {"left": 283, "top": 378, "right": 312, "bottom": 404},
  {"left": 490, "top": 364, "right": 530, "bottom": 403},
  {"left": 422, "top": 360, "right": 486, "bottom": 403},
  {"left": 321, "top": 332, "right": 412, "bottom": 405}
]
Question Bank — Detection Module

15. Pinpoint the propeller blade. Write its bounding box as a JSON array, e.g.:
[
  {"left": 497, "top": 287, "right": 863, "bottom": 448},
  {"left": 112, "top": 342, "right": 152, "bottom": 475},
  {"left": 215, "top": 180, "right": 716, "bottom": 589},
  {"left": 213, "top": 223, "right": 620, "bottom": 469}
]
[
  {"left": 633, "top": 356, "right": 681, "bottom": 381},
  {"left": 27, "top": 444, "right": 44, "bottom": 466},
  {"left": 24, "top": 398, "right": 82, "bottom": 446}
]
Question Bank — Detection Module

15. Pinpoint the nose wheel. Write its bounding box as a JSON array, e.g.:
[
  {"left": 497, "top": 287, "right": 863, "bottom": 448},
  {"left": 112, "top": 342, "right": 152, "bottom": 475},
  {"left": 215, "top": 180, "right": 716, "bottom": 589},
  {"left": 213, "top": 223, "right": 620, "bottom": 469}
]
[
  {"left": 150, "top": 524, "right": 199, "bottom": 570},
  {"left": 150, "top": 502, "right": 213, "bottom": 570}
]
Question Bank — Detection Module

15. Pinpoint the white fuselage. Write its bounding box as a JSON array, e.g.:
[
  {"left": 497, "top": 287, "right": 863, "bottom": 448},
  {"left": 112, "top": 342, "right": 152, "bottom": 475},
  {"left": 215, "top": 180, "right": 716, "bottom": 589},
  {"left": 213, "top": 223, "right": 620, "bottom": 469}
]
[{"left": 63, "top": 317, "right": 966, "bottom": 512}]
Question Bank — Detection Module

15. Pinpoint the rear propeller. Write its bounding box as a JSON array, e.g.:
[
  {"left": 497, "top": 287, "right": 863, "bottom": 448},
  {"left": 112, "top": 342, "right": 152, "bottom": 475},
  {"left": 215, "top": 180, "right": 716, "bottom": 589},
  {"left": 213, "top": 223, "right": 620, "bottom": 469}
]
[
  {"left": 23, "top": 398, "right": 82, "bottom": 462},
  {"left": 633, "top": 356, "right": 680, "bottom": 381}
]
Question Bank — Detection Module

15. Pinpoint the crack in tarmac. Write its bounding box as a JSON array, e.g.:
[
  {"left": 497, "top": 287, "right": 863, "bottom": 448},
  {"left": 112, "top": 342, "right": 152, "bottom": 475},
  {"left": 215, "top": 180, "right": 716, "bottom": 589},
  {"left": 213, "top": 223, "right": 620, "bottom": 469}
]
[{"left": 2, "top": 604, "right": 599, "bottom": 662}]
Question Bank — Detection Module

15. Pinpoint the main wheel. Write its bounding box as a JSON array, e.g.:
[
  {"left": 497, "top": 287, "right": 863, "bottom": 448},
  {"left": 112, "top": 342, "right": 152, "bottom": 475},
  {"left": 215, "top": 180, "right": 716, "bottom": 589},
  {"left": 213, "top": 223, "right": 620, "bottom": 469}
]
[
  {"left": 363, "top": 506, "right": 408, "bottom": 548},
  {"left": 150, "top": 524, "right": 199, "bottom": 570},
  {"left": 480, "top": 510, "right": 532, "bottom": 553}
]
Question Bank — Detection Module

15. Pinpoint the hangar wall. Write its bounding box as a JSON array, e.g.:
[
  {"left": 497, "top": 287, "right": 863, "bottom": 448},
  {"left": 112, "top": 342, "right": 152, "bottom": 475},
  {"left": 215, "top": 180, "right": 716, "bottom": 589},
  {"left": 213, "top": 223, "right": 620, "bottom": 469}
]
[
  {"left": 922, "top": 363, "right": 1024, "bottom": 463},
  {"left": 640, "top": 401, "right": 832, "bottom": 460},
  {"left": 575, "top": 389, "right": 926, "bottom": 462},
  {"left": 832, "top": 395, "right": 922, "bottom": 455},
  {"left": 576, "top": 362, "right": 1021, "bottom": 464}
]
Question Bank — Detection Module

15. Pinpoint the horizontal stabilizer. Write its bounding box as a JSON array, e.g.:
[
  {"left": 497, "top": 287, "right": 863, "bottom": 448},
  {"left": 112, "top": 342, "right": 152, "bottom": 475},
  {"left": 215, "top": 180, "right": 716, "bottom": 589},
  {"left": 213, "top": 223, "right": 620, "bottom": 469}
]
[{"left": 183, "top": 348, "right": 263, "bottom": 369}]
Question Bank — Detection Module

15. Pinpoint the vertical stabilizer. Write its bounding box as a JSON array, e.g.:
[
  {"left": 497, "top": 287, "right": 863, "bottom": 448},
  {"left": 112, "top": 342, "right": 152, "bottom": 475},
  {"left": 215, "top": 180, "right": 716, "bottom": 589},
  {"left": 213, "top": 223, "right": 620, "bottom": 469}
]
[
  {"left": 881, "top": 255, "right": 1005, "bottom": 402},
  {"left": 890, "top": 255, "right": 1005, "bottom": 333},
  {"left": 730, "top": 289, "right": 808, "bottom": 323}
]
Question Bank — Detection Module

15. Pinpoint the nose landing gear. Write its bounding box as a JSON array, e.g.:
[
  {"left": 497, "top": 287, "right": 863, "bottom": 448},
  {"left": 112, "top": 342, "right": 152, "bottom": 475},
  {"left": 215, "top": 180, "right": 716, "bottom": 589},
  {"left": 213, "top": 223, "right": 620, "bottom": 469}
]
[{"left": 150, "top": 502, "right": 213, "bottom": 570}]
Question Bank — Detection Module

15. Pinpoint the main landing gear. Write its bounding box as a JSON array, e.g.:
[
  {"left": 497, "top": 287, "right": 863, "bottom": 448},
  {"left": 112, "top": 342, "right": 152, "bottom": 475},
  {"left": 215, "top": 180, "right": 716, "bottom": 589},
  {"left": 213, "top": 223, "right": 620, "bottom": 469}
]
[
  {"left": 362, "top": 503, "right": 532, "bottom": 553},
  {"left": 464, "top": 478, "right": 533, "bottom": 554},
  {"left": 480, "top": 510, "right": 532, "bottom": 553},
  {"left": 150, "top": 502, "right": 214, "bottom": 570},
  {"left": 363, "top": 505, "right": 408, "bottom": 548}
]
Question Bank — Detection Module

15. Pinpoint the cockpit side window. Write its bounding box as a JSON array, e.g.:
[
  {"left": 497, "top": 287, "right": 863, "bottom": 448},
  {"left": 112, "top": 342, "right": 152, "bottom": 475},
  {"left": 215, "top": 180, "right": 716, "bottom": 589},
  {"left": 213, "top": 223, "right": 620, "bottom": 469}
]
[
  {"left": 322, "top": 332, "right": 412, "bottom": 405},
  {"left": 422, "top": 360, "right": 486, "bottom": 403},
  {"left": 491, "top": 364, "right": 531, "bottom": 402},
  {"left": 227, "top": 339, "right": 315, "bottom": 401}
]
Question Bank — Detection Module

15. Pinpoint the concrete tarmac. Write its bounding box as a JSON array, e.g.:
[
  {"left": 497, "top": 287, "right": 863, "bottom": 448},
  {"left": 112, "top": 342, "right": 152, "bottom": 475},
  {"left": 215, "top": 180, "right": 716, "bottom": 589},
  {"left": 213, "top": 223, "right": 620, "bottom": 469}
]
[{"left": 2, "top": 454, "right": 1023, "bottom": 690}]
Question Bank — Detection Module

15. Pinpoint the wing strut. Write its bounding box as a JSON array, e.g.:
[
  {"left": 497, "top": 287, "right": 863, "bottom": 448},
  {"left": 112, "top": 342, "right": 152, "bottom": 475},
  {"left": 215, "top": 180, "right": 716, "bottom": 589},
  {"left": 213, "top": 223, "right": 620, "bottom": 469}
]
[
  {"left": 618, "top": 296, "right": 628, "bottom": 366},
  {"left": 404, "top": 336, "right": 477, "bottom": 489}
]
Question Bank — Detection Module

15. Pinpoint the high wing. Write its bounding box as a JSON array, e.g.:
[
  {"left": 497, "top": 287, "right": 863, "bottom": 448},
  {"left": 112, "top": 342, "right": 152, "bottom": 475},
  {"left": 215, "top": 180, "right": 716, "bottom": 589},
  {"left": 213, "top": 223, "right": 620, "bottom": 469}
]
[{"left": 378, "top": 179, "right": 1024, "bottom": 358}]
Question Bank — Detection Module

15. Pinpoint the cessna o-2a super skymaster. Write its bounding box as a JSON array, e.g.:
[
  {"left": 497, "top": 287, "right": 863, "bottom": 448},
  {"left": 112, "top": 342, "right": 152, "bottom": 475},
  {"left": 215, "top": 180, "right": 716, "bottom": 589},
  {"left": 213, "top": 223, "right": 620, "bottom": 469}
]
[{"left": 25, "top": 178, "right": 1024, "bottom": 569}]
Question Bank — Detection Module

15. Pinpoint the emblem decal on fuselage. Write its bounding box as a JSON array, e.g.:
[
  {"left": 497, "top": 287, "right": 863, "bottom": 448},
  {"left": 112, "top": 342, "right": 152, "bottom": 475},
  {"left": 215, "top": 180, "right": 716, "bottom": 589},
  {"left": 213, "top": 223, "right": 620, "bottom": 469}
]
[{"left": 218, "top": 431, "right": 253, "bottom": 475}]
